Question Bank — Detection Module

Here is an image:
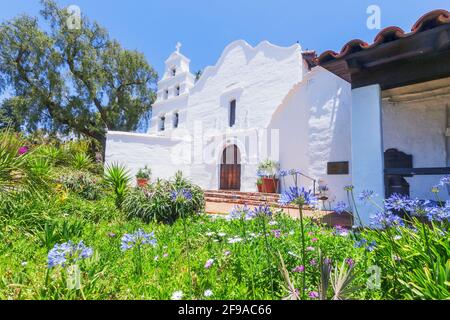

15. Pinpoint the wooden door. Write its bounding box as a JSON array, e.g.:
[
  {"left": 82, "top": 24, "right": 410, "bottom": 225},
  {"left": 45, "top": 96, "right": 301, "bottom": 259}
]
[{"left": 220, "top": 145, "right": 241, "bottom": 190}]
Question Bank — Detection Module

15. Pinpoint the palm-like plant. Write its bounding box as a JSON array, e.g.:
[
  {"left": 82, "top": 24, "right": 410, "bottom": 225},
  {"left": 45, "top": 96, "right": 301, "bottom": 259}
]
[
  {"left": 0, "top": 128, "right": 52, "bottom": 196},
  {"left": 71, "top": 152, "right": 93, "bottom": 170},
  {"left": 104, "top": 162, "right": 131, "bottom": 208}
]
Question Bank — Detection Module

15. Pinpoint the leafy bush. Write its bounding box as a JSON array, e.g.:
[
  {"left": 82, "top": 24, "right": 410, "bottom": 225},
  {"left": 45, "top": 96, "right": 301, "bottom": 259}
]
[
  {"left": 57, "top": 169, "right": 103, "bottom": 200},
  {"left": 122, "top": 171, "right": 205, "bottom": 223}
]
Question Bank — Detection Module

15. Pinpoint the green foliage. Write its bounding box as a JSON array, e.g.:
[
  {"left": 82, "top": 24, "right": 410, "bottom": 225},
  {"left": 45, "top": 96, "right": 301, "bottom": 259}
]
[
  {"left": 70, "top": 152, "right": 93, "bottom": 171},
  {"left": 57, "top": 169, "right": 103, "bottom": 200},
  {"left": 363, "top": 219, "right": 450, "bottom": 300},
  {"left": 122, "top": 173, "right": 205, "bottom": 224},
  {"left": 104, "top": 163, "right": 131, "bottom": 208},
  {"left": 0, "top": 0, "right": 158, "bottom": 149},
  {"left": 35, "top": 145, "right": 65, "bottom": 166},
  {"left": 37, "top": 219, "right": 85, "bottom": 250},
  {"left": 0, "top": 128, "right": 52, "bottom": 196},
  {"left": 257, "top": 159, "right": 280, "bottom": 178},
  {"left": 135, "top": 165, "right": 151, "bottom": 179}
]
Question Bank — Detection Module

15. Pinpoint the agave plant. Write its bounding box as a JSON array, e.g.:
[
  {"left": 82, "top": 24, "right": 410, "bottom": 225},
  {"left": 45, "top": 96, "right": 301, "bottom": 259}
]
[
  {"left": 277, "top": 251, "right": 300, "bottom": 300},
  {"left": 35, "top": 145, "right": 65, "bottom": 166},
  {"left": 104, "top": 163, "right": 131, "bottom": 208},
  {"left": 330, "top": 260, "right": 357, "bottom": 300}
]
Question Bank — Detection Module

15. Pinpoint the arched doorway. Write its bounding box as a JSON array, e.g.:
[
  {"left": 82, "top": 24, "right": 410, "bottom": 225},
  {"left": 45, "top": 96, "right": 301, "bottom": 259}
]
[{"left": 220, "top": 145, "right": 241, "bottom": 190}]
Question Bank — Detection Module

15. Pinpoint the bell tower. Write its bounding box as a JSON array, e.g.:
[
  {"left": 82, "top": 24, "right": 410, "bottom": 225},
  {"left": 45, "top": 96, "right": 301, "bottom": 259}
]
[{"left": 156, "top": 42, "right": 195, "bottom": 102}]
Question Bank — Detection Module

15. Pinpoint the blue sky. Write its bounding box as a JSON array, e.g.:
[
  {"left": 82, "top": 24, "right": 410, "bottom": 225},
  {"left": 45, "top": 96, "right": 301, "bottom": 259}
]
[{"left": 0, "top": 0, "right": 449, "bottom": 77}]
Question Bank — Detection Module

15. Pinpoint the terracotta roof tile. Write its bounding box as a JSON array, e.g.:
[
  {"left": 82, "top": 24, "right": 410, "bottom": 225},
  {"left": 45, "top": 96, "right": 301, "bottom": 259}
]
[{"left": 317, "top": 9, "right": 450, "bottom": 65}]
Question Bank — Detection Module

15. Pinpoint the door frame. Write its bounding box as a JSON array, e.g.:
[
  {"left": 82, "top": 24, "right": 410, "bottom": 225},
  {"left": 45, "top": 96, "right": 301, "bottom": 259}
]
[{"left": 219, "top": 144, "right": 241, "bottom": 191}]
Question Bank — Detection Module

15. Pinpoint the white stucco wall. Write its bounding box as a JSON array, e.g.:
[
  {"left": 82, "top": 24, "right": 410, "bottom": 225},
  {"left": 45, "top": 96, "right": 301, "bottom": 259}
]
[
  {"left": 269, "top": 66, "right": 352, "bottom": 207},
  {"left": 105, "top": 131, "right": 192, "bottom": 182},
  {"left": 383, "top": 100, "right": 450, "bottom": 200}
]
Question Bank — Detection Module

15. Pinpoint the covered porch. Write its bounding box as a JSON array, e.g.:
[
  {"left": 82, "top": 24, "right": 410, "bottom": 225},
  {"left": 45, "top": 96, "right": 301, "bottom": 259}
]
[{"left": 318, "top": 9, "right": 450, "bottom": 224}]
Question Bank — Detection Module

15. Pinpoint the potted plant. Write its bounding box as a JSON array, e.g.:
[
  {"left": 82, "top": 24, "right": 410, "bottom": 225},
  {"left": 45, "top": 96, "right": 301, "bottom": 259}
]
[
  {"left": 136, "top": 166, "right": 152, "bottom": 187},
  {"left": 256, "top": 177, "right": 263, "bottom": 192},
  {"left": 257, "top": 160, "right": 280, "bottom": 193}
]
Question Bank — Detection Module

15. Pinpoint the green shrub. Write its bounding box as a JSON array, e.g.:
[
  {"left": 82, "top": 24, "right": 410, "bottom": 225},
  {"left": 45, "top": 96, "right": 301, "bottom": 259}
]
[
  {"left": 58, "top": 194, "right": 121, "bottom": 223},
  {"left": 122, "top": 172, "right": 205, "bottom": 223},
  {"left": 57, "top": 169, "right": 103, "bottom": 200}
]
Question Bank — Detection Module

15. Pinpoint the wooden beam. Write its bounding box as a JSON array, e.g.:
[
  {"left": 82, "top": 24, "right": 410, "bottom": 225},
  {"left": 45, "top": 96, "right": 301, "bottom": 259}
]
[
  {"left": 385, "top": 167, "right": 450, "bottom": 175},
  {"left": 351, "top": 49, "right": 450, "bottom": 90}
]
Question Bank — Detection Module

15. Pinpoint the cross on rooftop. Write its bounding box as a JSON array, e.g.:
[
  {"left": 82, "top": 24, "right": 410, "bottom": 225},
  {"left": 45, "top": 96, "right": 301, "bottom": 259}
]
[{"left": 176, "top": 42, "right": 182, "bottom": 53}]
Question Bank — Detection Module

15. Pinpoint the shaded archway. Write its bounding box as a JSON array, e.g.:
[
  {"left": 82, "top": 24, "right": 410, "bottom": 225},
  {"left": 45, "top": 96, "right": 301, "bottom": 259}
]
[{"left": 220, "top": 145, "right": 241, "bottom": 190}]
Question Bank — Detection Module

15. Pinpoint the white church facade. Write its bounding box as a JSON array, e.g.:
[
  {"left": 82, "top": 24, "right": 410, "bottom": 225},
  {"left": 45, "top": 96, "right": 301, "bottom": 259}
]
[
  {"left": 105, "top": 40, "right": 353, "bottom": 206},
  {"left": 106, "top": 8, "right": 450, "bottom": 224}
]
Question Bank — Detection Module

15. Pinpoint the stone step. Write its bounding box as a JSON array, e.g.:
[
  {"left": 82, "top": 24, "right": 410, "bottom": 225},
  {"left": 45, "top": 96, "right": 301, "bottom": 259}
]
[
  {"left": 204, "top": 190, "right": 281, "bottom": 200},
  {"left": 204, "top": 193, "right": 281, "bottom": 203},
  {"left": 203, "top": 190, "right": 305, "bottom": 210},
  {"left": 204, "top": 196, "right": 288, "bottom": 207}
]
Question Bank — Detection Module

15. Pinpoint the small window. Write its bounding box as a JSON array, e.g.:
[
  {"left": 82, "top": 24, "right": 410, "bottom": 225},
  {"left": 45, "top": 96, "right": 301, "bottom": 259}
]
[
  {"left": 229, "top": 99, "right": 236, "bottom": 127},
  {"left": 171, "top": 68, "right": 176, "bottom": 76},
  {"left": 164, "top": 89, "right": 169, "bottom": 100},
  {"left": 159, "top": 116, "right": 166, "bottom": 131},
  {"left": 173, "top": 112, "right": 179, "bottom": 128},
  {"left": 175, "top": 85, "right": 180, "bottom": 96}
]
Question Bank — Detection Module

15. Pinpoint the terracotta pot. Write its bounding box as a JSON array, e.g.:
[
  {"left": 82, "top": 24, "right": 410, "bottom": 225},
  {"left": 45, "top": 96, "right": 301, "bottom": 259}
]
[
  {"left": 262, "top": 178, "right": 279, "bottom": 193},
  {"left": 257, "top": 184, "right": 263, "bottom": 192},
  {"left": 136, "top": 178, "right": 149, "bottom": 187}
]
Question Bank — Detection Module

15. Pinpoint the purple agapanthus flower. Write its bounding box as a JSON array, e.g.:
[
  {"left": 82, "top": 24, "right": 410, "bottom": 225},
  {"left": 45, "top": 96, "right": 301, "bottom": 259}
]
[
  {"left": 439, "top": 176, "right": 450, "bottom": 187},
  {"left": 358, "top": 190, "right": 376, "bottom": 202},
  {"left": 354, "top": 238, "right": 377, "bottom": 252},
  {"left": 384, "top": 193, "right": 420, "bottom": 212},
  {"left": 252, "top": 205, "right": 273, "bottom": 218},
  {"left": 334, "top": 201, "right": 348, "bottom": 214},
  {"left": 121, "top": 229, "right": 157, "bottom": 251},
  {"left": 279, "top": 187, "right": 318, "bottom": 207},
  {"left": 228, "top": 204, "right": 254, "bottom": 220},
  {"left": 48, "top": 241, "right": 93, "bottom": 268},
  {"left": 278, "top": 170, "right": 288, "bottom": 177},
  {"left": 170, "top": 189, "right": 192, "bottom": 202},
  {"left": 370, "top": 211, "right": 404, "bottom": 229},
  {"left": 308, "top": 291, "right": 319, "bottom": 299},
  {"left": 424, "top": 202, "right": 450, "bottom": 222}
]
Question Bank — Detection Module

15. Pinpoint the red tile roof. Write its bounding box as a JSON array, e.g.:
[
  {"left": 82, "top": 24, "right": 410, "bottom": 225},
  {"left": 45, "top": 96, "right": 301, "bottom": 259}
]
[{"left": 317, "top": 9, "right": 450, "bottom": 65}]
